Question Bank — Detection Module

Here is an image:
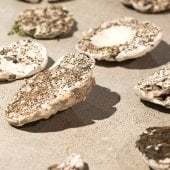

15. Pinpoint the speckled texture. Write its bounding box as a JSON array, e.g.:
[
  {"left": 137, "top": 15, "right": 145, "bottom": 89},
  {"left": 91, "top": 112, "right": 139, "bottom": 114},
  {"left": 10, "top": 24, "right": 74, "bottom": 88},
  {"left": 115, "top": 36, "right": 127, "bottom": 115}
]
[
  {"left": 11, "top": 6, "right": 75, "bottom": 39},
  {"left": 121, "top": 0, "right": 170, "bottom": 13},
  {"left": 0, "top": 40, "right": 48, "bottom": 81},
  {"left": 76, "top": 17, "right": 162, "bottom": 62},
  {"left": 136, "top": 127, "right": 170, "bottom": 170},
  {"left": 48, "top": 154, "right": 85, "bottom": 170},
  {"left": 0, "top": 0, "right": 170, "bottom": 170},
  {"left": 5, "top": 53, "right": 95, "bottom": 126},
  {"left": 135, "top": 63, "right": 170, "bottom": 108}
]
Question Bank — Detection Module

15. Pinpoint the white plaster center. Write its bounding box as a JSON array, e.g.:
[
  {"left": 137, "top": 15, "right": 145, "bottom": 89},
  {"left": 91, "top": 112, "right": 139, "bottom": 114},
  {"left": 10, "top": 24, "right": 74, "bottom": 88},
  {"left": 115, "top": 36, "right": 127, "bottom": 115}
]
[{"left": 91, "top": 26, "right": 136, "bottom": 47}]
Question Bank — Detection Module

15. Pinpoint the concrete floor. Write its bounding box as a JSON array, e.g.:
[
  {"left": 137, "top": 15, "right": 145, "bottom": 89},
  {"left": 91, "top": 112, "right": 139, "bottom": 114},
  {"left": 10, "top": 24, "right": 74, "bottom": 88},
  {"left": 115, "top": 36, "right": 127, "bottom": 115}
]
[{"left": 0, "top": 0, "right": 170, "bottom": 170}]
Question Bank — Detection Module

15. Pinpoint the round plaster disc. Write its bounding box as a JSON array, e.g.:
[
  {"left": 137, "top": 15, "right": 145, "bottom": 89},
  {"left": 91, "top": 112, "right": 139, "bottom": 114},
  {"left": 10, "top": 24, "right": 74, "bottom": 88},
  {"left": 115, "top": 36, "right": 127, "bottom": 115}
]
[
  {"left": 136, "top": 127, "right": 170, "bottom": 170},
  {"left": 76, "top": 17, "right": 162, "bottom": 62},
  {"left": 12, "top": 6, "right": 75, "bottom": 39},
  {"left": 0, "top": 40, "right": 48, "bottom": 81}
]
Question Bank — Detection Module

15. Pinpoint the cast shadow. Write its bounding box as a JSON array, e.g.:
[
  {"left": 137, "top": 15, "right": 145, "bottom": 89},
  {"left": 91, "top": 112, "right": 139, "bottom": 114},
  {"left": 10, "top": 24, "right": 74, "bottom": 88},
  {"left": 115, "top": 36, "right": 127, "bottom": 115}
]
[
  {"left": 46, "top": 56, "right": 55, "bottom": 69},
  {"left": 17, "top": 0, "right": 42, "bottom": 4},
  {"left": 96, "top": 41, "right": 170, "bottom": 70},
  {"left": 84, "top": 163, "right": 89, "bottom": 170},
  {"left": 26, "top": 22, "right": 78, "bottom": 40},
  {"left": 141, "top": 100, "right": 170, "bottom": 114},
  {"left": 0, "top": 80, "right": 14, "bottom": 84},
  {"left": 48, "top": 0, "right": 76, "bottom": 3},
  {"left": 19, "top": 85, "right": 120, "bottom": 133}
]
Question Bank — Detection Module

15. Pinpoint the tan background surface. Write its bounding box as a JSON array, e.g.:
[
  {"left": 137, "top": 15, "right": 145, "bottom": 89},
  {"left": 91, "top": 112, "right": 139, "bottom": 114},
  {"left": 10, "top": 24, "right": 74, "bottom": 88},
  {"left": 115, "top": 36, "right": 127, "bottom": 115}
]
[{"left": 0, "top": 0, "right": 170, "bottom": 170}]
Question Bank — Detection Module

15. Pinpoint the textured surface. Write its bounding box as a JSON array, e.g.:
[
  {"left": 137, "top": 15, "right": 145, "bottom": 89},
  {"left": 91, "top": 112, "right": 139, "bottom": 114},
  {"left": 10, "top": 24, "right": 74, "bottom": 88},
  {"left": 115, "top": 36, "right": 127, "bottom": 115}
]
[
  {"left": 19, "top": 0, "right": 42, "bottom": 3},
  {"left": 48, "top": 154, "right": 85, "bottom": 170},
  {"left": 135, "top": 63, "right": 170, "bottom": 108},
  {"left": 5, "top": 53, "right": 95, "bottom": 126},
  {"left": 12, "top": 6, "right": 75, "bottom": 39},
  {"left": 136, "top": 127, "right": 170, "bottom": 161},
  {"left": 0, "top": 0, "right": 170, "bottom": 170},
  {"left": 0, "top": 40, "right": 47, "bottom": 81},
  {"left": 77, "top": 17, "right": 162, "bottom": 62},
  {"left": 136, "top": 127, "right": 170, "bottom": 170},
  {"left": 121, "top": 0, "right": 170, "bottom": 13}
]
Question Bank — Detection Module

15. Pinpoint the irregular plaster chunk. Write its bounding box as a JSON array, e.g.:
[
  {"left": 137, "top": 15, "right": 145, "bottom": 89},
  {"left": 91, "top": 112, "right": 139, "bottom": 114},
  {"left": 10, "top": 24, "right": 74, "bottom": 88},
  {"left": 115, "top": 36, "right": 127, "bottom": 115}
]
[
  {"left": 135, "top": 63, "right": 170, "bottom": 108},
  {"left": 76, "top": 17, "right": 162, "bottom": 62},
  {"left": 5, "top": 53, "right": 95, "bottom": 126},
  {"left": 11, "top": 6, "right": 75, "bottom": 39},
  {"left": 48, "top": 154, "right": 85, "bottom": 170},
  {"left": 19, "top": 0, "right": 42, "bottom": 3},
  {"left": 136, "top": 127, "right": 170, "bottom": 170}
]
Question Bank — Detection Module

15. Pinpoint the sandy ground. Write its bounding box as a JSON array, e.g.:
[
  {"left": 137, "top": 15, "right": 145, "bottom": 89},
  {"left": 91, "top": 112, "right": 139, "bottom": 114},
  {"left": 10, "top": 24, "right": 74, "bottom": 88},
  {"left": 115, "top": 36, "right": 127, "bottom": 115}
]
[{"left": 0, "top": 0, "right": 170, "bottom": 170}]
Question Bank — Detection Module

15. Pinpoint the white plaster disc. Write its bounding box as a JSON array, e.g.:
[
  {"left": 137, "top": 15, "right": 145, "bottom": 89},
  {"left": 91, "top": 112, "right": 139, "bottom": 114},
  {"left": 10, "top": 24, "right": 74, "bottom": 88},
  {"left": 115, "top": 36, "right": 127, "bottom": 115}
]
[
  {"left": 0, "top": 40, "right": 48, "bottom": 81},
  {"left": 76, "top": 17, "right": 162, "bottom": 62}
]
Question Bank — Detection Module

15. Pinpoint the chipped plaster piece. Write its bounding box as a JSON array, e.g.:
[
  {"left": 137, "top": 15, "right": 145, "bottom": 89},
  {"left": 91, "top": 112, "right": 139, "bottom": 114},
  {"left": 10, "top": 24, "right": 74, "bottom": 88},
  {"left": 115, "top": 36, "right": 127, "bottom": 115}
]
[
  {"left": 121, "top": 0, "right": 170, "bottom": 13},
  {"left": 5, "top": 53, "right": 95, "bottom": 126},
  {"left": 48, "top": 154, "right": 85, "bottom": 170},
  {"left": 135, "top": 63, "right": 170, "bottom": 108},
  {"left": 136, "top": 127, "right": 170, "bottom": 170},
  {"left": 0, "top": 40, "right": 48, "bottom": 81},
  {"left": 76, "top": 17, "right": 162, "bottom": 62}
]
